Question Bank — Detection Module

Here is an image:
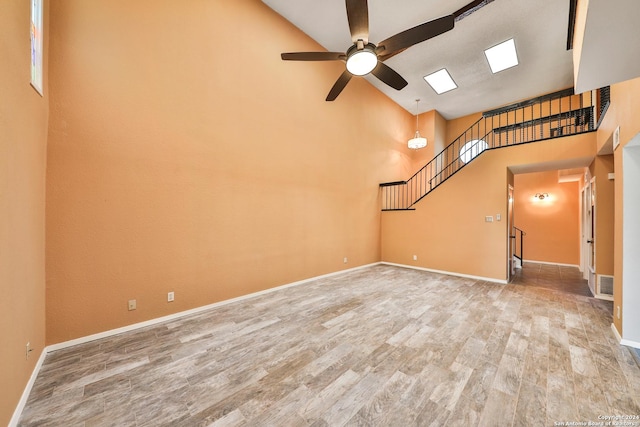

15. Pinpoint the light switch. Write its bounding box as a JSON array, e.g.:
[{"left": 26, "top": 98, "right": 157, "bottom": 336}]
[
  {"left": 496, "top": 214, "right": 501, "bottom": 221},
  {"left": 485, "top": 216, "right": 493, "bottom": 222}
]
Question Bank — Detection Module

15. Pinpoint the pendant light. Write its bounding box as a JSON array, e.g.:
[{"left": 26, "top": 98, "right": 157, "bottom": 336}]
[{"left": 408, "top": 99, "right": 427, "bottom": 150}]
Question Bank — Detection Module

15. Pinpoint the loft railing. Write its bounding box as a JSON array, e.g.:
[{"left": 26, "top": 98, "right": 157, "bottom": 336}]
[{"left": 380, "top": 87, "right": 610, "bottom": 211}]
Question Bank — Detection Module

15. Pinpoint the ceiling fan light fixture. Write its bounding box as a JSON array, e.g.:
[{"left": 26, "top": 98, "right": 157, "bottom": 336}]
[
  {"left": 279, "top": 2, "right": 455, "bottom": 101},
  {"left": 346, "top": 44, "right": 377, "bottom": 76}
]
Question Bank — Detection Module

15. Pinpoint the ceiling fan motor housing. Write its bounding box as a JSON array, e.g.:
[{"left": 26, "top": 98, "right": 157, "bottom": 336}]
[{"left": 346, "top": 42, "right": 378, "bottom": 76}]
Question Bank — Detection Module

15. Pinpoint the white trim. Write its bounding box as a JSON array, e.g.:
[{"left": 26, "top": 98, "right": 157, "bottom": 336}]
[
  {"left": 621, "top": 338, "right": 640, "bottom": 350},
  {"left": 11, "top": 263, "right": 381, "bottom": 424},
  {"left": 47, "top": 263, "right": 379, "bottom": 352},
  {"left": 9, "top": 348, "right": 47, "bottom": 427},
  {"left": 612, "top": 323, "right": 623, "bottom": 342},
  {"left": 380, "top": 262, "right": 508, "bottom": 284},
  {"left": 522, "top": 259, "right": 580, "bottom": 268},
  {"left": 610, "top": 323, "right": 640, "bottom": 349},
  {"left": 11, "top": 260, "right": 498, "bottom": 423}
]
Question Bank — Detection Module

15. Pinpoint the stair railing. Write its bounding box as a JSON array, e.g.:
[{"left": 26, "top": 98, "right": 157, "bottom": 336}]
[
  {"left": 380, "top": 87, "right": 610, "bottom": 211},
  {"left": 512, "top": 226, "right": 526, "bottom": 267}
]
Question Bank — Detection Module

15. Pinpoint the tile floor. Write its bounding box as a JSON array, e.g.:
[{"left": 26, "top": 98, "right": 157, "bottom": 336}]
[{"left": 18, "top": 264, "right": 640, "bottom": 426}]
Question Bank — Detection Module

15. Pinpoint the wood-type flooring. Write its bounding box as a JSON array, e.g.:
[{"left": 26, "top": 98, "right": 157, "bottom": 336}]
[{"left": 18, "top": 264, "right": 640, "bottom": 426}]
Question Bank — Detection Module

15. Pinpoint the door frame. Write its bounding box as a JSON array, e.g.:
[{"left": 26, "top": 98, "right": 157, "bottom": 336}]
[
  {"left": 581, "top": 175, "right": 596, "bottom": 294},
  {"left": 507, "top": 185, "right": 515, "bottom": 281}
]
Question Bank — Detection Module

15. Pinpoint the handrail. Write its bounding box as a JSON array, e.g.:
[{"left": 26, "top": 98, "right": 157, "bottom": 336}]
[
  {"left": 512, "top": 226, "right": 526, "bottom": 266},
  {"left": 380, "top": 86, "right": 610, "bottom": 211},
  {"left": 513, "top": 226, "right": 526, "bottom": 236}
]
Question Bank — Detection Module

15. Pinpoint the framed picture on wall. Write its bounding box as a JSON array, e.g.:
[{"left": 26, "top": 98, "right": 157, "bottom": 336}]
[{"left": 30, "top": 0, "right": 43, "bottom": 95}]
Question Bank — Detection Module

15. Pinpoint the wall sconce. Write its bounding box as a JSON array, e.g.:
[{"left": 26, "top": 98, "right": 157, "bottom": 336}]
[{"left": 534, "top": 192, "right": 549, "bottom": 200}]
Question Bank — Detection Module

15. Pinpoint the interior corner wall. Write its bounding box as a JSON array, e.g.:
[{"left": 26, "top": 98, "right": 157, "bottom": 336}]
[
  {"left": 513, "top": 171, "right": 580, "bottom": 266},
  {"left": 44, "top": 0, "right": 414, "bottom": 344},
  {"left": 381, "top": 133, "right": 596, "bottom": 282},
  {"left": 408, "top": 109, "right": 448, "bottom": 173},
  {"left": 445, "top": 112, "right": 483, "bottom": 145},
  {"left": 0, "top": 0, "right": 48, "bottom": 424},
  {"left": 597, "top": 76, "right": 640, "bottom": 337}
]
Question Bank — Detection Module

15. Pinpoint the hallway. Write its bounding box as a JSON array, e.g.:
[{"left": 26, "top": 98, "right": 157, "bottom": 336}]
[{"left": 511, "top": 262, "right": 593, "bottom": 298}]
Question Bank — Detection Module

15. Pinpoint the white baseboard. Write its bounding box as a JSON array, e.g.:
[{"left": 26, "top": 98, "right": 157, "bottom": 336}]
[
  {"left": 612, "top": 323, "right": 623, "bottom": 342},
  {"left": 12, "top": 263, "right": 380, "bottom": 425},
  {"left": 610, "top": 323, "right": 640, "bottom": 349},
  {"left": 10, "top": 260, "right": 499, "bottom": 424},
  {"left": 380, "top": 262, "right": 508, "bottom": 284},
  {"left": 621, "top": 338, "right": 640, "bottom": 350},
  {"left": 522, "top": 259, "right": 580, "bottom": 268},
  {"left": 47, "top": 262, "right": 380, "bottom": 353},
  {"left": 9, "top": 348, "right": 48, "bottom": 427}
]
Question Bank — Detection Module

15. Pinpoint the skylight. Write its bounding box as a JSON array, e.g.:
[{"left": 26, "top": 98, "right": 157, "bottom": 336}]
[
  {"left": 423, "top": 69, "right": 457, "bottom": 95},
  {"left": 484, "top": 38, "right": 518, "bottom": 73}
]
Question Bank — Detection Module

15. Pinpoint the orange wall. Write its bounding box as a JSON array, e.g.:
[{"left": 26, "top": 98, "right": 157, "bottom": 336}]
[
  {"left": 45, "top": 0, "right": 414, "bottom": 344},
  {"left": 409, "top": 109, "right": 446, "bottom": 172},
  {"left": 0, "top": 0, "right": 48, "bottom": 424},
  {"left": 589, "top": 155, "right": 614, "bottom": 275},
  {"left": 381, "top": 132, "right": 596, "bottom": 281},
  {"left": 446, "top": 112, "right": 483, "bottom": 144},
  {"left": 597, "top": 76, "right": 640, "bottom": 335},
  {"left": 513, "top": 171, "right": 580, "bottom": 265}
]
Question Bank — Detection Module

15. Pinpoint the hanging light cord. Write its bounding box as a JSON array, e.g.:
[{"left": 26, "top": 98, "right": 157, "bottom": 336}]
[{"left": 415, "top": 99, "right": 420, "bottom": 136}]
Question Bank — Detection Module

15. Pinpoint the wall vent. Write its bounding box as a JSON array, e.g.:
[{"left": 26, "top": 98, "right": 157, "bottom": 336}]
[{"left": 597, "top": 274, "right": 614, "bottom": 296}]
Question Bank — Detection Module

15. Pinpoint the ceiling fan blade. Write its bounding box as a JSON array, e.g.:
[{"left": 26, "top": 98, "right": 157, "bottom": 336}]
[
  {"left": 346, "top": 0, "right": 369, "bottom": 44},
  {"left": 326, "top": 71, "right": 353, "bottom": 101},
  {"left": 377, "top": 49, "right": 406, "bottom": 63},
  {"left": 376, "top": 15, "right": 455, "bottom": 57},
  {"left": 371, "top": 62, "right": 408, "bottom": 91},
  {"left": 281, "top": 52, "right": 346, "bottom": 61},
  {"left": 453, "top": 0, "right": 495, "bottom": 22}
]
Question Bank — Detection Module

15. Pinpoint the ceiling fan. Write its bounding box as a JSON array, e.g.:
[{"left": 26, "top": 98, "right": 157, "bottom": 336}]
[{"left": 280, "top": 0, "right": 493, "bottom": 101}]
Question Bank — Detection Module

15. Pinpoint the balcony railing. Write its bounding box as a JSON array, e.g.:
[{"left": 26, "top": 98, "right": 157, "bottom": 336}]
[{"left": 380, "top": 87, "right": 610, "bottom": 211}]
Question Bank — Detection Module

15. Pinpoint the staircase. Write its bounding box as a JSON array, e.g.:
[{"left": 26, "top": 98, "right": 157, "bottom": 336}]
[{"left": 380, "top": 87, "right": 610, "bottom": 211}]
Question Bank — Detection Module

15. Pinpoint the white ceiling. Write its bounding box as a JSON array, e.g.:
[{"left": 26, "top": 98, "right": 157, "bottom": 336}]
[{"left": 262, "top": 0, "right": 576, "bottom": 119}]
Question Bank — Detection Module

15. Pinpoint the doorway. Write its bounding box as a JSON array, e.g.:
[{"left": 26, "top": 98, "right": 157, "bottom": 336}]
[
  {"left": 508, "top": 185, "right": 515, "bottom": 281},
  {"left": 581, "top": 176, "right": 596, "bottom": 294}
]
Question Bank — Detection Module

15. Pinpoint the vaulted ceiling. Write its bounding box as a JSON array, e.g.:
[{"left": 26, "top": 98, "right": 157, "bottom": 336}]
[
  {"left": 262, "top": 0, "right": 640, "bottom": 121},
  {"left": 262, "top": 0, "right": 575, "bottom": 119}
]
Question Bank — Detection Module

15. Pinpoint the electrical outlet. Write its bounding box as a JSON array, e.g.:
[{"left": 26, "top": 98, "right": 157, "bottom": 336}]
[
  {"left": 413, "top": 255, "right": 418, "bottom": 261},
  {"left": 343, "top": 257, "right": 348, "bottom": 264},
  {"left": 485, "top": 216, "right": 494, "bottom": 222},
  {"left": 26, "top": 342, "right": 32, "bottom": 360},
  {"left": 128, "top": 299, "right": 137, "bottom": 311},
  {"left": 168, "top": 291, "right": 175, "bottom": 302},
  {"left": 617, "top": 306, "right": 621, "bottom": 319},
  {"left": 496, "top": 214, "right": 501, "bottom": 221}
]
